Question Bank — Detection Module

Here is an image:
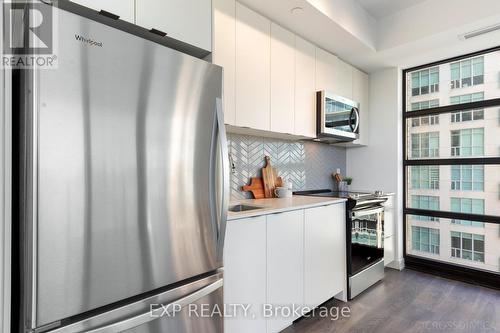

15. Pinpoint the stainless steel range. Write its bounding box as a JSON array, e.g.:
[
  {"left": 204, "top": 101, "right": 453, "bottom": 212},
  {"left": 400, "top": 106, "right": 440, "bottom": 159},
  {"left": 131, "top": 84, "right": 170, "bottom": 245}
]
[{"left": 294, "top": 189, "right": 388, "bottom": 299}]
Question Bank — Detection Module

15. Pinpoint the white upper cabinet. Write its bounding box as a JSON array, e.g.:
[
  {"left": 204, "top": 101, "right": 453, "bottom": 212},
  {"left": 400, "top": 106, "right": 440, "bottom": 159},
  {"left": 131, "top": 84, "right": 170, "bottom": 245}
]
[
  {"left": 333, "top": 57, "right": 353, "bottom": 99},
  {"left": 351, "top": 67, "right": 370, "bottom": 146},
  {"left": 136, "top": 0, "right": 212, "bottom": 51},
  {"left": 213, "top": 0, "right": 236, "bottom": 125},
  {"left": 235, "top": 3, "right": 271, "bottom": 131},
  {"left": 71, "top": 0, "right": 134, "bottom": 22},
  {"left": 270, "top": 23, "right": 295, "bottom": 134},
  {"left": 212, "top": 3, "right": 370, "bottom": 144},
  {"left": 315, "top": 47, "right": 337, "bottom": 92},
  {"left": 294, "top": 36, "right": 316, "bottom": 138}
]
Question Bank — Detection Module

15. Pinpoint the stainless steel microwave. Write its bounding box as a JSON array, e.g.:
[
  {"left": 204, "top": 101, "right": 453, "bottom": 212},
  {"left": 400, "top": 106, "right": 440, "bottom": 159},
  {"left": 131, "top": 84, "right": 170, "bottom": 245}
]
[{"left": 316, "top": 91, "right": 360, "bottom": 143}]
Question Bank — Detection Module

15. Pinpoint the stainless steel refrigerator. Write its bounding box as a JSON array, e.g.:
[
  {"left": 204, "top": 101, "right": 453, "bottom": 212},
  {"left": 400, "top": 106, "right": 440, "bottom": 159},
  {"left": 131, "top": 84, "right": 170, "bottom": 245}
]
[{"left": 14, "top": 1, "right": 229, "bottom": 332}]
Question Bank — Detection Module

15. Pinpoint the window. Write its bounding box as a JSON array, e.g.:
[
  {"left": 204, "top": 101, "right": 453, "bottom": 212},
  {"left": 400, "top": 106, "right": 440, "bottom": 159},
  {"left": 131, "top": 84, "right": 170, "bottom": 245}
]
[
  {"left": 411, "top": 100, "right": 440, "bottom": 127},
  {"left": 411, "top": 100, "right": 440, "bottom": 111},
  {"left": 450, "top": 56, "right": 484, "bottom": 89},
  {"left": 411, "top": 132, "right": 439, "bottom": 158},
  {"left": 412, "top": 226, "right": 440, "bottom": 254},
  {"left": 411, "top": 67, "right": 439, "bottom": 96},
  {"left": 451, "top": 232, "right": 485, "bottom": 262},
  {"left": 450, "top": 198, "right": 485, "bottom": 227},
  {"left": 411, "top": 195, "right": 439, "bottom": 221},
  {"left": 411, "top": 166, "right": 439, "bottom": 189},
  {"left": 451, "top": 165, "right": 484, "bottom": 191},
  {"left": 450, "top": 92, "right": 484, "bottom": 122},
  {"left": 404, "top": 49, "right": 500, "bottom": 284},
  {"left": 450, "top": 128, "right": 484, "bottom": 156}
]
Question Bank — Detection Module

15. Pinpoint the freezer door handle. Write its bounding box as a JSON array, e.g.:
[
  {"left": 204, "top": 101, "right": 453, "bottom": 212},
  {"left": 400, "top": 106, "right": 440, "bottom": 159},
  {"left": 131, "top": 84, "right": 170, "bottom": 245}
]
[{"left": 85, "top": 279, "right": 223, "bottom": 333}]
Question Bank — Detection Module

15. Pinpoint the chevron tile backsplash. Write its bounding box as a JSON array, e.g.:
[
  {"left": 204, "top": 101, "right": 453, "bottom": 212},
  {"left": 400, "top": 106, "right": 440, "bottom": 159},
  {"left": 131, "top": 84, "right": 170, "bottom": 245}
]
[{"left": 228, "top": 134, "right": 346, "bottom": 199}]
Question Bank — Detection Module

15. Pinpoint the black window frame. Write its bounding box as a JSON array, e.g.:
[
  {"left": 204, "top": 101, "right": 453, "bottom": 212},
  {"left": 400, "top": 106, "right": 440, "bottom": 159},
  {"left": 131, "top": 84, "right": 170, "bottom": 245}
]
[{"left": 402, "top": 46, "right": 500, "bottom": 290}]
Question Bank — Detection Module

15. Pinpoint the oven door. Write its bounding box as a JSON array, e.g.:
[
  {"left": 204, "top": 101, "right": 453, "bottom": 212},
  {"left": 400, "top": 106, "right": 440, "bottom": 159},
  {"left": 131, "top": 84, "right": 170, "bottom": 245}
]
[
  {"left": 349, "top": 206, "right": 385, "bottom": 276},
  {"left": 317, "top": 91, "right": 359, "bottom": 140},
  {"left": 351, "top": 206, "right": 384, "bottom": 249}
]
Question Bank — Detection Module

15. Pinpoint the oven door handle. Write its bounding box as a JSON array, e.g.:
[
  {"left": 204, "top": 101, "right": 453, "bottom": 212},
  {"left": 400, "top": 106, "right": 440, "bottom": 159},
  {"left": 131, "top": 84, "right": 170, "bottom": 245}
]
[
  {"left": 352, "top": 207, "right": 384, "bottom": 218},
  {"left": 353, "top": 198, "right": 387, "bottom": 206}
]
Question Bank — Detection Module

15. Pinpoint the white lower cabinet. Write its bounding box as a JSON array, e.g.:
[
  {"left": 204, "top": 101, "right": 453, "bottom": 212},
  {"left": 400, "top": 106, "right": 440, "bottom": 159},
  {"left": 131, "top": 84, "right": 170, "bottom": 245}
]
[
  {"left": 224, "top": 203, "right": 346, "bottom": 332},
  {"left": 224, "top": 216, "right": 267, "bottom": 333},
  {"left": 266, "top": 210, "right": 304, "bottom": 333},
  {"left": 383, "top": 196, "right": 396, "bottom": 266},
  {"left": 304, "top": 204, "right": 346, "bottom": 308}
]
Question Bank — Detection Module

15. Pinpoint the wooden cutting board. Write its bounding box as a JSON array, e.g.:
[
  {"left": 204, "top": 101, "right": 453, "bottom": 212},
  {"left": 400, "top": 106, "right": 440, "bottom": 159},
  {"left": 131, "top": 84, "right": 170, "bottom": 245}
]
[
  {"left": 262, "top": 156, "right": 278, "bottom": 198},
  {"left": 242, "top": 177, "right": 265, "bottom": 199}
]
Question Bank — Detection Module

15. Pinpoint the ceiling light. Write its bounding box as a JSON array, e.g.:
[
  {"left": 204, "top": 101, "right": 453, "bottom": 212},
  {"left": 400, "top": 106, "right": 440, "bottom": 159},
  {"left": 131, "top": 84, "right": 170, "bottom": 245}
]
[
  {"left": 291, "top": 7, "right": 304, "bottom": 15},
  {"left": 459, "top": 23, "right": 500, "bottom": 41}
]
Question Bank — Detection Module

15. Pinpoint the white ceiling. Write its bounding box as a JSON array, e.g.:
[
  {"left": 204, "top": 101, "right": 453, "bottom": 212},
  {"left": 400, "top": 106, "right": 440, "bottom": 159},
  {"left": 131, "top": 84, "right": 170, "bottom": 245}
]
[
  {"left": 239, "top": 0, "right": 500, "bottom": 73},
  {"left": 355, "top": 0, "right": 427, "bottom": 19}
]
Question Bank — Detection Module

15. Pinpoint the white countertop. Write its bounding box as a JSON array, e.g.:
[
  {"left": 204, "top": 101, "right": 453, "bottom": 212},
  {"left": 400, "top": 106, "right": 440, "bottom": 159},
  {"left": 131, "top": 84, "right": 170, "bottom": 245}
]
[{"left": 227, "top": 195, "right": 347, "bottom": 221}]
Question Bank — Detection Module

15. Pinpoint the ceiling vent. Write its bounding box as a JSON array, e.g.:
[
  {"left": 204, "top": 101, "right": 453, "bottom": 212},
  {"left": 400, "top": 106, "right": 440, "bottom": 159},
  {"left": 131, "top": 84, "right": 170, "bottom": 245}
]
[{"left": 459, "top": 23, "right": 500, "bottom": 40}]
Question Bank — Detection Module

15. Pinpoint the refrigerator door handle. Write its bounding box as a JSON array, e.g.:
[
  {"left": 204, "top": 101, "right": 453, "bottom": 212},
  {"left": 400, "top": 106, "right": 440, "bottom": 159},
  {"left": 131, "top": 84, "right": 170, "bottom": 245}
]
[
  {"left": 213, "top": 97, "right": 229, "bottom": 263},
  {"left": 84, "top": 279, "right": 223, "bottom": 333}
]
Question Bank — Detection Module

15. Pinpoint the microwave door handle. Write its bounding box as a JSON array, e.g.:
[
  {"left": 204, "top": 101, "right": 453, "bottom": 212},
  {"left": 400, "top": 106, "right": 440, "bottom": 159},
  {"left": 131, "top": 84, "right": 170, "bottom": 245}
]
[
  {"left": 353, "top": 107, "right": 360, "bottom": 132},
  {"left": 349, "top": 108, "right": 355, "bottom": 131}
]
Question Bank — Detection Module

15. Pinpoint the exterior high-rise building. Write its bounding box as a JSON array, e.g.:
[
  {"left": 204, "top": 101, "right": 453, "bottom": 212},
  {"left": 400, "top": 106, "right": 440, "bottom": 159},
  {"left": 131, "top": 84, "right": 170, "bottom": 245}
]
[{"left": 405, "top": 52, "right": 500, "bottom": 273}]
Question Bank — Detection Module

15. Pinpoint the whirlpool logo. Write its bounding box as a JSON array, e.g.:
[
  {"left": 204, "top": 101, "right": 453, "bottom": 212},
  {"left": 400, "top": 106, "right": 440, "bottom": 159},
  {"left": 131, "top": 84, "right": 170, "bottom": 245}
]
[{"left": 75, "top": 34, "right": 103, "bottom": 47}]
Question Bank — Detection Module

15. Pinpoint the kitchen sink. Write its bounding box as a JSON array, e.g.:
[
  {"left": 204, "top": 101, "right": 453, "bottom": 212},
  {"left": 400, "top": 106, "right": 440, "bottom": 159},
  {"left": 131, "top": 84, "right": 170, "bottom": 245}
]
[{"left": 228, "top": 204, "right": 264, "bottom": 212}]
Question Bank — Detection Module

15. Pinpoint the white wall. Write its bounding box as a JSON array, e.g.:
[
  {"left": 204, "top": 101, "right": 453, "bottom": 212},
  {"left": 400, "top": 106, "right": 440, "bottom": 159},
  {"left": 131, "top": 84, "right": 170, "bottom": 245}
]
[{"left": 346, "top": 67, "right": 404, "bottom": 269}]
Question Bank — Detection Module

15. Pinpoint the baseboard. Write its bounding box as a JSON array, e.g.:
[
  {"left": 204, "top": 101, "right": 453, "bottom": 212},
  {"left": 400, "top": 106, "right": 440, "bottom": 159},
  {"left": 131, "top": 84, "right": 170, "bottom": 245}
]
[{"left": 386, "top": 258, "right": 405, "bottom": 271}]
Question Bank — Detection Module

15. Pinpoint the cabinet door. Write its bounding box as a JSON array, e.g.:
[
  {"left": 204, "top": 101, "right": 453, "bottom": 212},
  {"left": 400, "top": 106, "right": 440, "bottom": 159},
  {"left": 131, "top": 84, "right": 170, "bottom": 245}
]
[
  {"left": 332, "top": 58, "right": 353, "bottom": 99},
  {"left": 315, "top": 47, "right": 336, "bottom": 92},
  {"left": 304, "top": 204, "right": 346, "bottom": 308},
  {"left": 270, "top": 23, "right": 295, "bottom": 134},
  {"left": 136, "top": 0, "right": 212, "bottom": 51},
  {"left": 235, "top": 3, "right": 271, "bottom": 131},
  {"left": 224, "top": 216, "right": 267, "bottom": 333},
  {"left": 383, "top": 196, "right": 395, "bottom": 266},
  {"left": 213, "top": 0, "right": 236, "bottom": 125},
  {"left": 294, "top": 36, "right": 316, "bottom": 138},
  {"left": 352, "top": 67, "right": 370, "bottom": 146},
  {"left": 266, "top": 210, "right": 304, "bottom": 332},
  {"left": 71, "top": 0, "right": 134, "bottom": 22}
]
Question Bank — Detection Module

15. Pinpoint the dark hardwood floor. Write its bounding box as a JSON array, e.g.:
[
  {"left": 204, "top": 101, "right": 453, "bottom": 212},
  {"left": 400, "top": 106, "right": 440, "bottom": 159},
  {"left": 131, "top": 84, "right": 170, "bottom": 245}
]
[{"left": 283, "top": 268, "right": 500, "bottom": 333}]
